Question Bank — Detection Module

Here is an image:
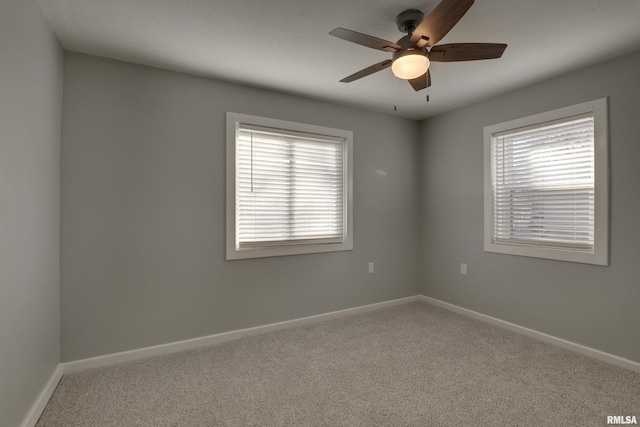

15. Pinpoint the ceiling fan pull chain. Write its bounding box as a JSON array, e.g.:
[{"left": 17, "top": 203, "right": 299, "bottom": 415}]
[
  {"left": 394, "top": 75, "right": 398, "bottom": 111},
  {"left": 426, "top": 74, "right": 430, "bottom": 102}
]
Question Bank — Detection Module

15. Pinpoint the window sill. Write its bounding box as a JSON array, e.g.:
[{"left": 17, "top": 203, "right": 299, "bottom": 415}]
[
  {"left": 484, "top": 240, "right": 608, "bottom": 266},
  {"left": 226, "top": 240, "right": 353, "bottom": 260}
]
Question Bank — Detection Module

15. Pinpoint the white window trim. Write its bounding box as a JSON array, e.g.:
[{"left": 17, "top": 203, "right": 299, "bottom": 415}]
[
  {"left": 226, "top": 112, "right": 353, "bottom": 260},
  {"left": 483, "top": 98, "right": 609, "bottom": 265}
]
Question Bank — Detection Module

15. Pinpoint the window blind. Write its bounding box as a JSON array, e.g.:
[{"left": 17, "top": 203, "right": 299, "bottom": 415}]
[
  {"left": 236, "top": 124, "right": 345, "bottom": 248},
  {"left": 491, "top": 113, "right": 595, "bottom": 251}
]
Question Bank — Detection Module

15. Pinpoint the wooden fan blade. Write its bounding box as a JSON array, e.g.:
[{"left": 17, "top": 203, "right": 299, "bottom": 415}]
[
  {"left": 340, "top": 60, "right": 392, "bottom": 83},
  {"left": 429, "top": 43, "right": 507, "bottom": 62},
  {"left": 408, "top": 70, "right": 432, "bottom": 91},
  {"left": 410, "top": 0, "right": 475, "bottom": 48},
  {"left": 330, "top": 28, "right": 401, "bottom": 53}
]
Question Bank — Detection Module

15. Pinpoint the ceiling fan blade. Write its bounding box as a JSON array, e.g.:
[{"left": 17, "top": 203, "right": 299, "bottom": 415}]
[
  {"left": 410, "top": 0, "right": 475, "bottom": 48},
  {"left": 330, "top": 28, "right": 401, "bottom": 53},
  {"left": 408, "top": 70, "right": 432, "bottom": 91},
  {"left": 429, "top": 43, "right": 507, "bottom": 62},
  {"left": 340, "top": 60, "right": 392, "bottom": 83}
]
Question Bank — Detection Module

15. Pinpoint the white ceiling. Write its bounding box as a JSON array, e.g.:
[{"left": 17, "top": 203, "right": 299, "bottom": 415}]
[{"left": 38, "top": 0, "right": 640, "bottom": 120}]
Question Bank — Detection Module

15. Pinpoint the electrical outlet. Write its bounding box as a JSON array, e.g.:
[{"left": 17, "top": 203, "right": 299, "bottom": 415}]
[
  {"left": 368, "top": 262, "right": 374, "bottom": 273},
  {"left": 460, "top": 263, "right": 467, "bottom": 275}
]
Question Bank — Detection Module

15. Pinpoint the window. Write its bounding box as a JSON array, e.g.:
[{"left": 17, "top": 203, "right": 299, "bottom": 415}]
[
  {"left": 226, "top": 113, "right": 353, "bottom": 260},
  {"left": 484, "top": 98, "right": 608, "bottom": 265}
]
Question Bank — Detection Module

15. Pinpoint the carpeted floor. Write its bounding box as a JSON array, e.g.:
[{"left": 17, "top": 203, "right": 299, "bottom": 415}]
[{"left": 37, "top": 302, "right": 640, "bottom": 426}]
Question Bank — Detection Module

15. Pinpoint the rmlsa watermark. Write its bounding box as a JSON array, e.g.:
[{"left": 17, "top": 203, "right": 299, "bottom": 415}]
[{"left": 607, "top": 415, "right": 638, "bottom": 425}]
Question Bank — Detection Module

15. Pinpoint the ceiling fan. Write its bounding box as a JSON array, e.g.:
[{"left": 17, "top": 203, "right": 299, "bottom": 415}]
[{"left": 329, "top": 0, "right": 507, "bottom": 91}]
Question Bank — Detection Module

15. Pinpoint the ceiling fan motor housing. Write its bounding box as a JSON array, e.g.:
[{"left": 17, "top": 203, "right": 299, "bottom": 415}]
[{"left": 395, "top": 34, "right": 425, "bottom": 51}]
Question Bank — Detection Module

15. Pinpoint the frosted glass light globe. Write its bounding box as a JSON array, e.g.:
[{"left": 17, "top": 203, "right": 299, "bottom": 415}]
[{"left": 391, "top": 53, "right": 429, "bottom": 80}]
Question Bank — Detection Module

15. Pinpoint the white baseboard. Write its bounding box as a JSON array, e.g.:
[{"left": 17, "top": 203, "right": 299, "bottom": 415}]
[
  {"left": 63, "top": 295, "right": 420, "bottom": 373},
  {"left": 419, "top": 295, "right": 640, "bottom": 374},
  {"left": 23, "top": 293, "right": 640, "bottom": 427},
  {"left": 63, "top": 294, "right": 640, "bottom": 374},
  {"left": 20, "top": 364, "right": 63, "bottom": 427}
]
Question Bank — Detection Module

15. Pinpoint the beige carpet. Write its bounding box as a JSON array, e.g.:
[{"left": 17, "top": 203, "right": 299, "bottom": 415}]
[{"left": 37, "top": 302, "right": 640, "bottom": 426}]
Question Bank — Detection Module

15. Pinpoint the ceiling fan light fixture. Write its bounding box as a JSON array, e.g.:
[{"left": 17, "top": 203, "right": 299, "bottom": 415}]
[
  {"left": 391, "top": 51, "right": 429, "bottom": 80},
  {"left": 330, "top": 0, "right": 507, "bottom": 91}
]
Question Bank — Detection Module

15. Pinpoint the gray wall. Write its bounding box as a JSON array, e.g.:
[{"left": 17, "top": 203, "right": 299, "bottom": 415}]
[
  {"left": 0, "top": 0, "right": 62, "bottom": 425},
  {"left": 419, "top": 49, "right": 640, "bottom": 363},
  {"left": 61, "top": 53, "right": 421, "bottom": 361}
]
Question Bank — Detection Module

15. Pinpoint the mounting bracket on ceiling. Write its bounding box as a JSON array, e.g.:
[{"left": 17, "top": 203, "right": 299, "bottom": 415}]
[{"left": 395, "top": 9, "right": 425, "bottom": 34}]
